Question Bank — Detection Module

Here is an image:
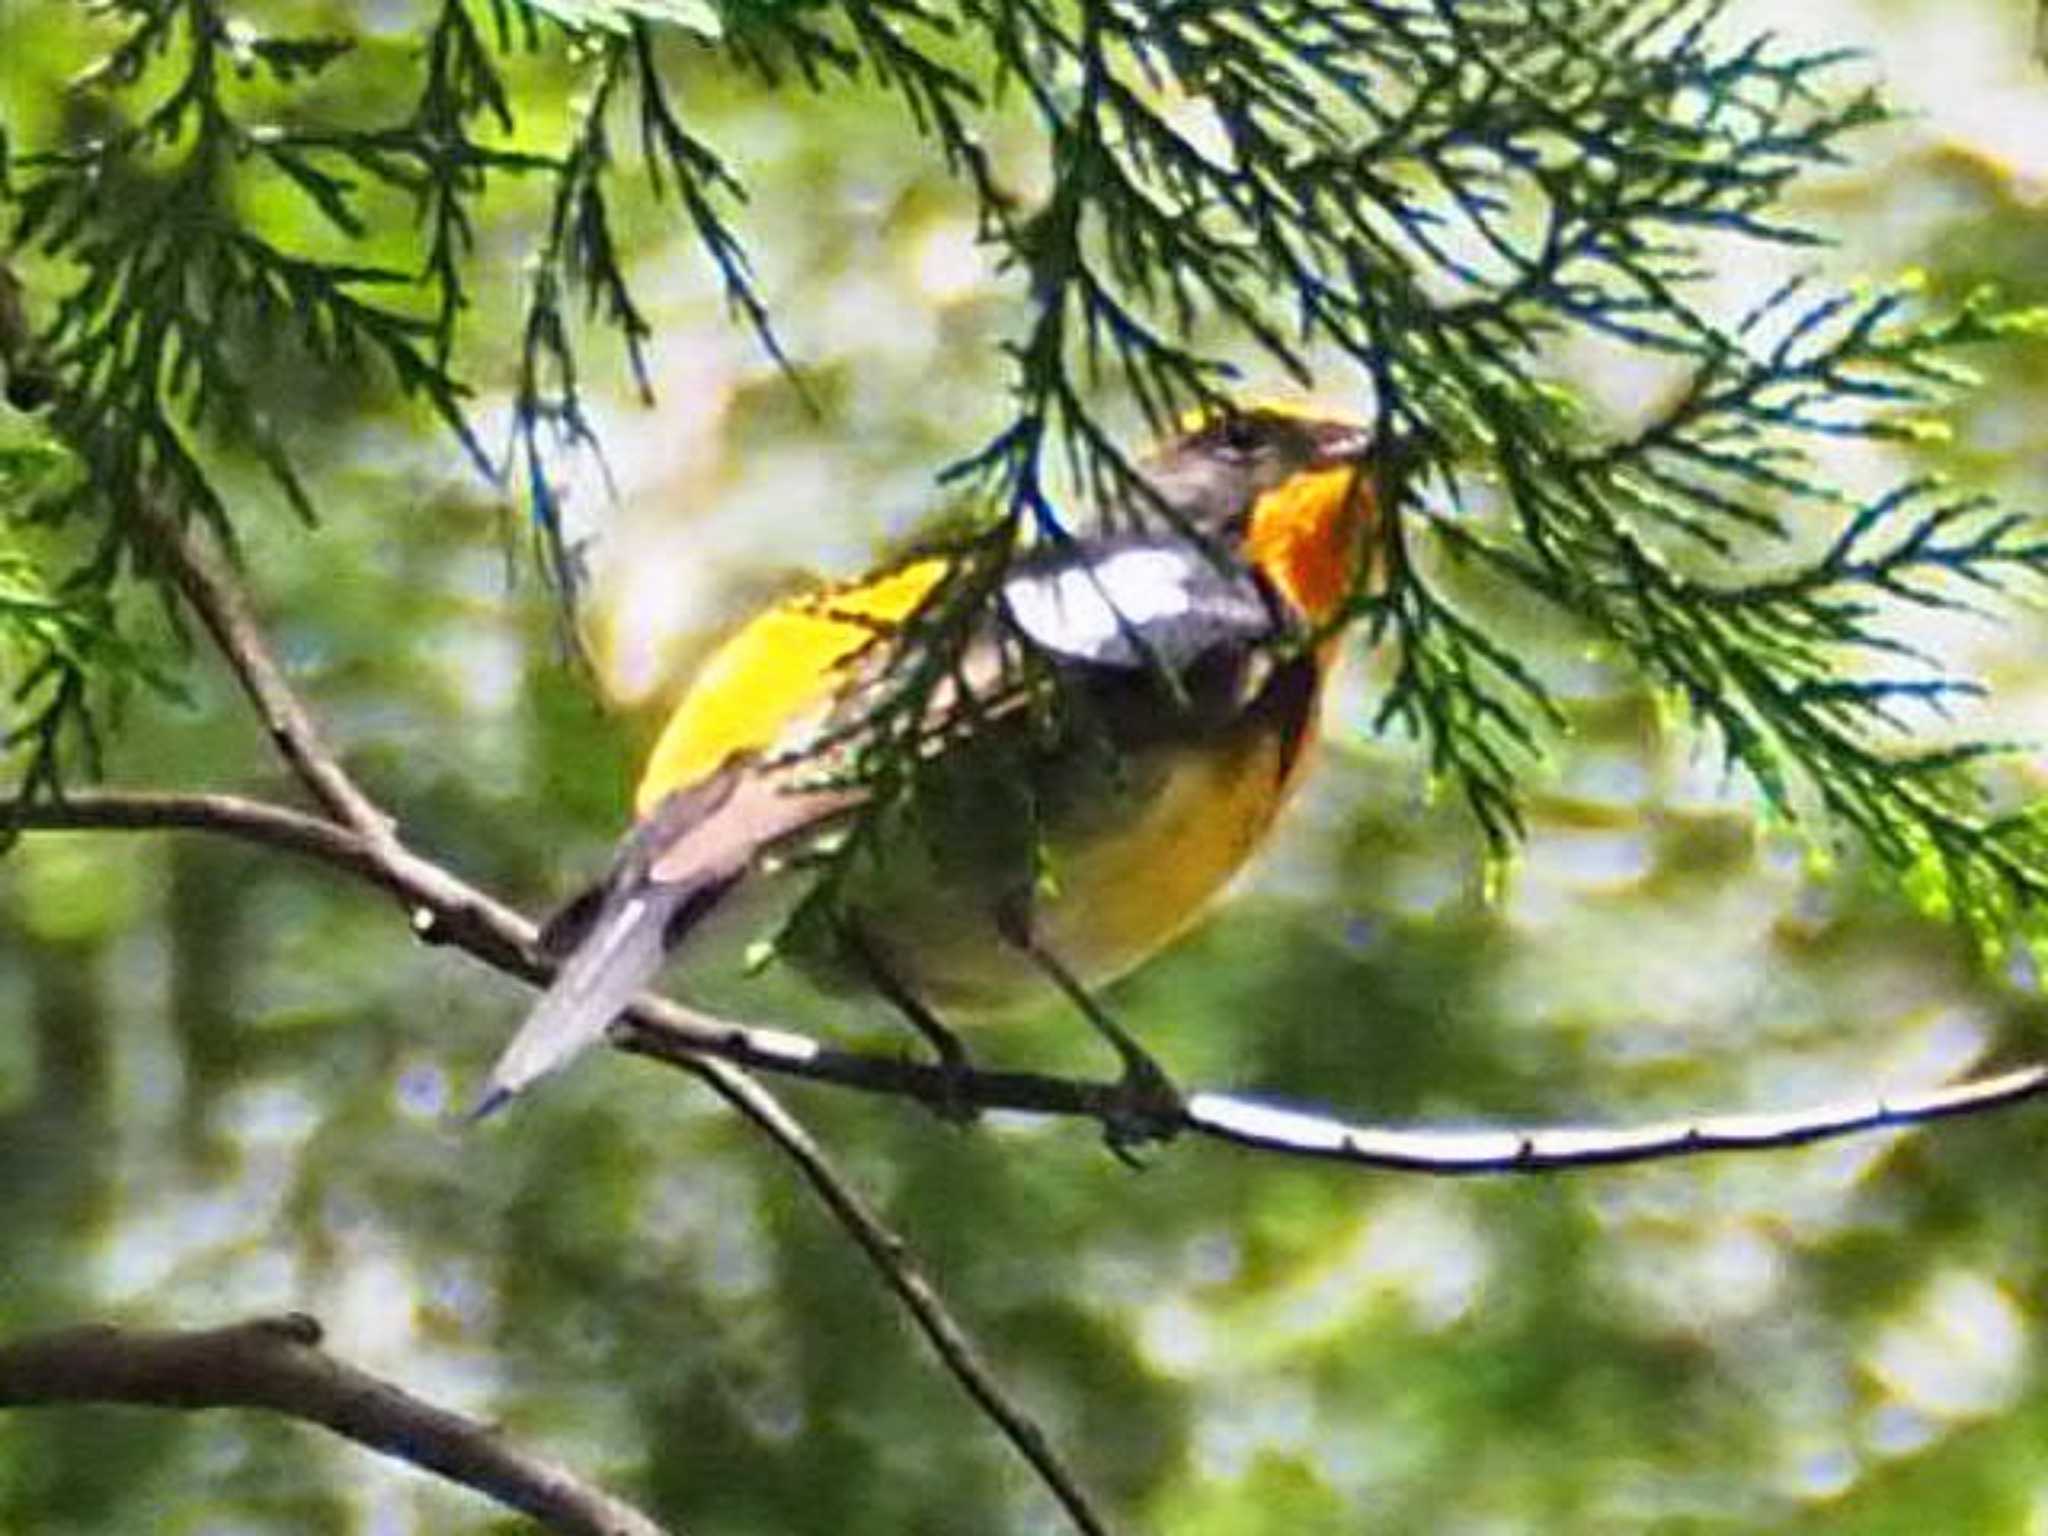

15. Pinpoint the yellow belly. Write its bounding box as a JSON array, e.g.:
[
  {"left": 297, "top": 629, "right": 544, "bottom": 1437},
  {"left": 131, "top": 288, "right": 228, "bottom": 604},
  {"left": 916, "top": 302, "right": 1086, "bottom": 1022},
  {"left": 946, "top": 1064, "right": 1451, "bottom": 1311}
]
[
  {"left": 1026, "top": 733, "right": 1290, "bottom": 996},
  {"left": 775, "top": 723, "right": 1298, "bottom": 1015}
]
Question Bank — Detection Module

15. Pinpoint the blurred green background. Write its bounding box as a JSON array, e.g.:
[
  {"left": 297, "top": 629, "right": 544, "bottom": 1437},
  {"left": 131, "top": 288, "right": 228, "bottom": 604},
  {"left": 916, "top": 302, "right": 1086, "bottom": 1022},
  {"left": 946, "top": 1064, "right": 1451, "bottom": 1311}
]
[{"left": 6, "top": 1, "right": 2048, "bottom": 1531}]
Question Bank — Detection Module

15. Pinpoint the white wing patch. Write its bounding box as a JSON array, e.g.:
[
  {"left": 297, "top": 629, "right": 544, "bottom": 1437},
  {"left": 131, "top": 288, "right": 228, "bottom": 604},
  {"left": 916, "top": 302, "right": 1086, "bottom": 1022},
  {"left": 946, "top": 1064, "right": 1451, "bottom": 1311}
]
[
  {"left": 1002, "top": 539, "right": 1280, "bottom": 671},
  {"left": 1003, "top": 546, "right": 1199, "bottom": 664}
]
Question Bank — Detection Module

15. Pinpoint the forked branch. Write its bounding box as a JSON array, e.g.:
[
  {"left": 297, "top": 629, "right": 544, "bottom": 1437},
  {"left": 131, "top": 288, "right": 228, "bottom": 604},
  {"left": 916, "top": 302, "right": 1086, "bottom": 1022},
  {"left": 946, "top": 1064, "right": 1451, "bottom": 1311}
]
[
  {"left": 0, "top": 1314, "right": 670, "bottom": 1536},
  {"left": 11, "top": 787, "right": 2047, "bottom": 1175}
]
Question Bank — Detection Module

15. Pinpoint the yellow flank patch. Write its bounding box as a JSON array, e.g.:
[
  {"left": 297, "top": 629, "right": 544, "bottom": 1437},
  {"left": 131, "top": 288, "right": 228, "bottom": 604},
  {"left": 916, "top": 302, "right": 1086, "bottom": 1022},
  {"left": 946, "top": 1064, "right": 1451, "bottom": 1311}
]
[
  {"left": 1243, "top": 465, "right": 1374, "bottom": 624},
  {"left": 634, "top": 558, "right": 951, "bottom": 815}
]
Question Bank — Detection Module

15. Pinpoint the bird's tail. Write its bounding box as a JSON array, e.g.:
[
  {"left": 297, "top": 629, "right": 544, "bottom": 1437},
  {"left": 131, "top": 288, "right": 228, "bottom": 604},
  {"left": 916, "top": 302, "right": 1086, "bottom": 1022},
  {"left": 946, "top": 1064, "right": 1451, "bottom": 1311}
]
[
  {"left": 473, "top": 880, "right": 697, "bottom": 1117},
  {"left": 474, "top": 758, "right": 855, "bottom": 1118},
  {"left": 474, "top": 763, "right": 754, "bottom": 1117}
]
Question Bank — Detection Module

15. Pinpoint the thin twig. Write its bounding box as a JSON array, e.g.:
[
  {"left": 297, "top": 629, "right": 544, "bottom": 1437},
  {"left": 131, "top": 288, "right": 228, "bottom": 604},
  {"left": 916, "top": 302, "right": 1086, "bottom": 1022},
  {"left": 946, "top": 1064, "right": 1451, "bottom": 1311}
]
[
  {"left": 5, "top": 789, "right": 1109, "bottom": 1111},
  {"left": 133, "top": 497, "right": 399, "bottom": 847},
  {"left": 11, "top": 788, "right": 388, "bottom": 865},
  {"left": 10, "top": 814, "right": 1106, "bottom": 1530},
  {"left": 0, "top": 234, "right": 1118, "bottom": 1531},
  {"left": 12, "top": 788, "right": 547, "bottom": 977},
  {"left": 1186, "top": 1070, "right": 2048, "bottom": 1172},
  {"left": 11, "top": 788, "right": 2048, "bottom": 1175},
  {"left": 0, "top": 1314, "right": 672, "bottom": 1536},
  {"left": 144, "top": 496, "right": 1110, "bottom": 1527},
  {"left": 686, "top": 1062, "right": 1113, "bottom": 1536},
  {"left": 8, "top": 798, "right": 1114, "bottom": 1531}
]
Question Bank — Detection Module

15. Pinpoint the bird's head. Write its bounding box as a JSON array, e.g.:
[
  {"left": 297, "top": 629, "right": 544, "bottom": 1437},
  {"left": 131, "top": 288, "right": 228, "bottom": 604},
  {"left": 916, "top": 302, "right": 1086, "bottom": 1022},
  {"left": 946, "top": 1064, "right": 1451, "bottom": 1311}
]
[{"left": 1141, "top": 402, "right": 1380, "bottom": 625}]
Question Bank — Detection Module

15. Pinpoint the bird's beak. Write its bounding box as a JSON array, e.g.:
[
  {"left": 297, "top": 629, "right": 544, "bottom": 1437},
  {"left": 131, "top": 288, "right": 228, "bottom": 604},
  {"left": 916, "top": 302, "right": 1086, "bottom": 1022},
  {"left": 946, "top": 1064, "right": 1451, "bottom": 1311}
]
[{"left": 1307, "top": 419, "right": 1374, "bottom": 465}]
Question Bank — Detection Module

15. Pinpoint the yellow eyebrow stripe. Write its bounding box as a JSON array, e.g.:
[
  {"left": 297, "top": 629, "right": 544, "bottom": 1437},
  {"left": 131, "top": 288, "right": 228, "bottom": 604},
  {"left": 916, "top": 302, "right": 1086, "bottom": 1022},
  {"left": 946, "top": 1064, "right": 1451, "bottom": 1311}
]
[
  {"left": 633, "top": 558, "right": 951, "bottom": 815},
  {"left": 1172, "top": 398, "right": 1370, "bottom": 434}
]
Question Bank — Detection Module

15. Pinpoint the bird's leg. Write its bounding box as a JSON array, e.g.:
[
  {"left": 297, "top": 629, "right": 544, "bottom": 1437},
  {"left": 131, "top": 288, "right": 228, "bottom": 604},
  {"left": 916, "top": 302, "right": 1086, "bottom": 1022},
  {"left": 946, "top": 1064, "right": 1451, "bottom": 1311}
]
[
  {"left": 838, "top": 920, "right": 979, "bottom": 1127},
  {"left": 993, "top": 897, "right": 1185, "bottom": 1161}
]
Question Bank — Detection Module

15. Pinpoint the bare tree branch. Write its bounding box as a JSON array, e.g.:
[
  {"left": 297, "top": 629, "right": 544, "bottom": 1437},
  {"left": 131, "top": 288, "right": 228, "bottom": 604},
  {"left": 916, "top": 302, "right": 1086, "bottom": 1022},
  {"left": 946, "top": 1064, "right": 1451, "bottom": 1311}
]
[
  {"left": 15, "top": 500, "right": 1116, "bottom": 1533},
  {"left": 685, "top": 1062, "right": 1115, "bottom": 1536},
  {"left": 12, "top": 788, "right": 408, "bottom": 884},
  {"left": 2, "top": 790, "right": 1105, "bottom": 1110},
  {"left": 4, "top": 845, "right": 1115, "bottom": 1529},
  {"left": 0, "top": 1313, "right": 672, "bottom": 1536},
  {"left": 11, "top": 788, "right": 2047, "bottom": 1175},
  {"left": 1187, "top": 1068, "right": 2048, "bottom": 1172},
  {"left": 135, "top": 497, "right": 399, "bottom": 850},
  {"left": 0, "top": 246, "right": 1116, "bottom": 1535}
]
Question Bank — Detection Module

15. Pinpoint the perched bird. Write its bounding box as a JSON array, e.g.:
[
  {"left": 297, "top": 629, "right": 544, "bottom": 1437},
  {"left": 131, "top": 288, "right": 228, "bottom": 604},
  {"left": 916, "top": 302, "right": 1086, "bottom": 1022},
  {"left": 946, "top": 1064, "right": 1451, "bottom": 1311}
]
[{"left": 479, "top": 405, "right": 1380, "bottom": 1142}]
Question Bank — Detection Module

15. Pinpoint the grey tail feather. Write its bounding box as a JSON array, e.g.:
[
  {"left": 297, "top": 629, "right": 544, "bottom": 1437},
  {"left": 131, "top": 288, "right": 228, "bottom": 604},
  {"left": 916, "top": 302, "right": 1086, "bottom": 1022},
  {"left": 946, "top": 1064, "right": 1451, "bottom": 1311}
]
[
  {"left": 474, "top": 885, "right": 681, "bottom": 1116},
  {"left": 474, "top": 761, "right": 820, "bottom": 1120}
]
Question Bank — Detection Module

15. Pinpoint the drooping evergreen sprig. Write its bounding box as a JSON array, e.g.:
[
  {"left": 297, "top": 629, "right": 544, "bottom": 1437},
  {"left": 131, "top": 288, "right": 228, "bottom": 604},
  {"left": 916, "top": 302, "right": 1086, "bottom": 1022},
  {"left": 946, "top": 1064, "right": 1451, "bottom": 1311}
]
[
  {"left": 0, "top": 0, "right": 529, "bottom": 775},
  {"left": 0, "top": 422, "right": 177, "bottom": 806},
  {"left": 1384, "top": 281, "right": 2048, "bottom": 940},
  {"left": 5, "top": 0, "right": 2047, "bottom": 944}
]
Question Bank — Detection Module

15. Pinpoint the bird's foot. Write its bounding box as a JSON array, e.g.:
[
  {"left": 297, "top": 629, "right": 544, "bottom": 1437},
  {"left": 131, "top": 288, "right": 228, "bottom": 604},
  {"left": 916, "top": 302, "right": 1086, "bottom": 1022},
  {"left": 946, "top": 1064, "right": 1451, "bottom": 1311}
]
[
  {"left": 1100, "top": 1053, "right": 1186, "bottom": 1167},
  {"left": 921, "top": 1032, "right": 983, "bottom": 1130}
]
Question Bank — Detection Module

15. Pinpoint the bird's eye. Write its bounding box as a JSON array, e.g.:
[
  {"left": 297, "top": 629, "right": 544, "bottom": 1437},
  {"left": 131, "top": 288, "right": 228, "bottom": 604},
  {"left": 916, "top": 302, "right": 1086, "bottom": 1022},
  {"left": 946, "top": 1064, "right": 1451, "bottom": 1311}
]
[{"left": 1213, "top": 415, "right": 1265, "bottom": 457}]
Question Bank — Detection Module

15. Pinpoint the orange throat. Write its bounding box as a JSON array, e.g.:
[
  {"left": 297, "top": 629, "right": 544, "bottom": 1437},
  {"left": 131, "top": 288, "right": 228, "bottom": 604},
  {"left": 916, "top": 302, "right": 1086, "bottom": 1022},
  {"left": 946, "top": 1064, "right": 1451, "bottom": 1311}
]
[{"left": 1242, "top": 465, "right": 1376, "bottom": 625}]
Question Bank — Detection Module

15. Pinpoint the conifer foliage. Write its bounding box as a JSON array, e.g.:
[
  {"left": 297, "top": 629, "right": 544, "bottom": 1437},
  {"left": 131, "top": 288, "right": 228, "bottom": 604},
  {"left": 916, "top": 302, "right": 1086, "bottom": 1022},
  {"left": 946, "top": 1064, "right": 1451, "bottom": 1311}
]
[{"left": 3, "top": 0, "right": 2045, "bottom": 942}]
